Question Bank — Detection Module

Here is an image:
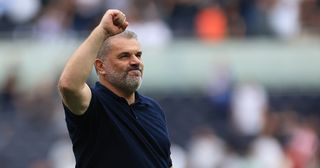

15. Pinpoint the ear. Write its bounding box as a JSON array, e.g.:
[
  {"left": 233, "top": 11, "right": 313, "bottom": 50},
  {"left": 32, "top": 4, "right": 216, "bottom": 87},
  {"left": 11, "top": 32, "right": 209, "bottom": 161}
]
[{"left": 95, "top": 59, "right": 106, "bottom": 75}]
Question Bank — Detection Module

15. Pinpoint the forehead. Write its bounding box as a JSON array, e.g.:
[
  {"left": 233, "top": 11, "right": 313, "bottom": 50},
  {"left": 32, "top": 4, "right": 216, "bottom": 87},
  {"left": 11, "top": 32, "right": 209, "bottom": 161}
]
[{"left": 108, "top": 37, "right": 141, "bottom": 53}]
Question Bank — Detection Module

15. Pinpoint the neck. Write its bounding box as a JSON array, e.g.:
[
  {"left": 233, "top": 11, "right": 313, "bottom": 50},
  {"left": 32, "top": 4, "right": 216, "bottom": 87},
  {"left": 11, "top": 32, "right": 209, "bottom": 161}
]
[{"left": 99, "top": 79, "right": 135, "bottom": 105}]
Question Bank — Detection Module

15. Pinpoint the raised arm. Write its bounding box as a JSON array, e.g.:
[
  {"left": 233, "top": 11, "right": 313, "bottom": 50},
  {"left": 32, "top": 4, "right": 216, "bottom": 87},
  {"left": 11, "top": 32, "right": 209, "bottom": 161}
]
[{"left": 58, "top": 9, "right": 128, "bottom": 115}]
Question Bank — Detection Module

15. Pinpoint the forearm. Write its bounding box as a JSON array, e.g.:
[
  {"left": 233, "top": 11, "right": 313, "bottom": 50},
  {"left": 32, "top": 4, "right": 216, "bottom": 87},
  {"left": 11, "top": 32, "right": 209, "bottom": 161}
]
[
  {"left": 58, "top": 9, "right": 127, "bottom": 114},
  {"left": 59, "top": 27, "right": 107, "bottom": 91}
]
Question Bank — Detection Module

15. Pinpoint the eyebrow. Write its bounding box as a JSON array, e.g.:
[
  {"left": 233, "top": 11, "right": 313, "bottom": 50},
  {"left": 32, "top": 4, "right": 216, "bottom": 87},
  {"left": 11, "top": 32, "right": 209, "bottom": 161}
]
[
  {"left": 136, "top": 51, "right": 142, "bottom": 55},
  {"left": 118, "top": 51, "right": 142, "bottom": 56}
]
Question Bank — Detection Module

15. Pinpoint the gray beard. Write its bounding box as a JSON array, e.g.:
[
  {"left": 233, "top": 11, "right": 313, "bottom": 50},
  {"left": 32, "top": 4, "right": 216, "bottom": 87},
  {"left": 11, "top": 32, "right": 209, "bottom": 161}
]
[{"left": 105, "top": 68, "right": 142, "bottom": 94}]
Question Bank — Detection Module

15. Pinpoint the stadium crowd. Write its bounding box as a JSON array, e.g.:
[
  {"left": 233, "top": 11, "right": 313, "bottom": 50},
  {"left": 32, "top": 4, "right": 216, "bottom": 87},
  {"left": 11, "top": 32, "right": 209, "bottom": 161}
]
[
  {"left": 0, "top": 0, "right": 320, "bottom": 168},
  {"left": 1, "top": 63, "right": 320, "bottom": 168},
  {"left": 0, "top": 0, "right": 320, "bottom": 40}
]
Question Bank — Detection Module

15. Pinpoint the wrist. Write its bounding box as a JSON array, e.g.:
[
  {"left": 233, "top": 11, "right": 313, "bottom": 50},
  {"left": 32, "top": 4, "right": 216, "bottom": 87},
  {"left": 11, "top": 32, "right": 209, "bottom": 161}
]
[{"left": 93, "top": 25, "right": 111, "bottom": 41}]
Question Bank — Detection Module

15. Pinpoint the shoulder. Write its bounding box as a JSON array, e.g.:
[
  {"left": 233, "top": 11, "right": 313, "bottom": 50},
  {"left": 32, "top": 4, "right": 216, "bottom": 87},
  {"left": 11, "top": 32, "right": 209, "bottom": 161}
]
[
  {"left": 138, "top": 94, "right": 167, "bottom": 118},
  {"left": 139, "top": 94, "right": 162, "bottom": 108}
]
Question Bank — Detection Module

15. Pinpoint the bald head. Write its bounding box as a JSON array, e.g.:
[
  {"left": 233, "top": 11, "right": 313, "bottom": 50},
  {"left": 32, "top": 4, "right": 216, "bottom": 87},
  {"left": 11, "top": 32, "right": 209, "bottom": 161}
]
[{"left": 97, "top": 30, "right": 138, "bottom": 60}]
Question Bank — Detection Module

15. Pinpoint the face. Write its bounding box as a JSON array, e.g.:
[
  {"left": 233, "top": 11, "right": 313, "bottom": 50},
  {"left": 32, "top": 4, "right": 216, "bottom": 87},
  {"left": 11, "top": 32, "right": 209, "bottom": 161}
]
[{"left": 99, "top": 37, "right": 144, "bottom": 93}]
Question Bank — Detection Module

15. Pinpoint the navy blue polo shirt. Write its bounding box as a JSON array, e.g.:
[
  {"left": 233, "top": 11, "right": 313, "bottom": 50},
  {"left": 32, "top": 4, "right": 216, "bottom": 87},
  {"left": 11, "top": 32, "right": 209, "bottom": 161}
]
[{"left": 63, "top": 82, "right": 172, "bottom": 168}]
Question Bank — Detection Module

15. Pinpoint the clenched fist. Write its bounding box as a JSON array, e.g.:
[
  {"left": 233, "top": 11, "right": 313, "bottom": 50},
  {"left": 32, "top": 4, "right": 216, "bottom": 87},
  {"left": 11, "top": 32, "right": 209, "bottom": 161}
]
[{"left": 98, "top": 9, "right": 129, "bottom": 37}]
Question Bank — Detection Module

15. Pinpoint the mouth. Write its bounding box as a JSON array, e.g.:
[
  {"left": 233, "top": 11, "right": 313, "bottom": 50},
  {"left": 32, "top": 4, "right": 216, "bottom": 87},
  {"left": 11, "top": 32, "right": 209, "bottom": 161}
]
[{"left": 128, "top": 69, "right": 142, "bottom": 76}]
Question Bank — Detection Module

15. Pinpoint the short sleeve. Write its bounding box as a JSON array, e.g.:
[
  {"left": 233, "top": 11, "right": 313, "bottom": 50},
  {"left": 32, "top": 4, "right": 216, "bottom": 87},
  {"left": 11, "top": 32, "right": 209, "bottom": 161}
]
[{"left": 63, "top": 88, "right": 97, "bottom": 126}]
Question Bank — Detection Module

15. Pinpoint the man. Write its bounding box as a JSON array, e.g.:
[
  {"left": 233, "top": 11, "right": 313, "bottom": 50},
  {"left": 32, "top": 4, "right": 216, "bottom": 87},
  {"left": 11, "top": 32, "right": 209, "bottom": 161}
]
[{"left": 58, "top": 9, "right": 172, "bottom": 168}]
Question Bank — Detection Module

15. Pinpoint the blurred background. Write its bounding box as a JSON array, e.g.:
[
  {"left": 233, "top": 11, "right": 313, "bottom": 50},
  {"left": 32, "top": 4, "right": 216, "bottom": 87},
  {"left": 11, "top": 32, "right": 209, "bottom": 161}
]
[{"left": 1, "top": 0, "right": 320, "bottom": 168}]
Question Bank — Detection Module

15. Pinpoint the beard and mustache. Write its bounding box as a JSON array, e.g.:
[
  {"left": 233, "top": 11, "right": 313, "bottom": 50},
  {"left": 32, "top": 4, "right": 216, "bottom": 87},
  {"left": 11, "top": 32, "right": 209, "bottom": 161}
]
[{"left": 105, "top": 65, "right": 143, "bottom": 93}]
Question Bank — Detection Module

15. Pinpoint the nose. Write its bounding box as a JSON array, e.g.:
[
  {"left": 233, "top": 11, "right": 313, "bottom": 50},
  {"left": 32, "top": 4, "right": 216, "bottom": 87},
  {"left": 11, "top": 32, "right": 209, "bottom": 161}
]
[{"left": 130, "top": 55, "right": 142, "bottom": 66}]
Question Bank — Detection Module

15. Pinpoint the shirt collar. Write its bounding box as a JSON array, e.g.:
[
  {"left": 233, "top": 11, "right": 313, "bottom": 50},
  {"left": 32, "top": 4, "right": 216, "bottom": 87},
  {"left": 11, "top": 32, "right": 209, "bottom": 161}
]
[{"left": 94, "top": 82, "right": 149, "bottom": 106}]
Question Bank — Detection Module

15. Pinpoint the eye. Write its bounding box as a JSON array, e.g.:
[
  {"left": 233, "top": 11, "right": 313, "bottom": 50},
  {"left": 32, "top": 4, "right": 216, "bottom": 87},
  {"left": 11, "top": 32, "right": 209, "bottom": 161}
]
[
  {"left": 119, "top": 53, "right": 130, "bottom": 59},
  {"left": 136, "top": 52, "right": 142, "bottom": 59}
]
